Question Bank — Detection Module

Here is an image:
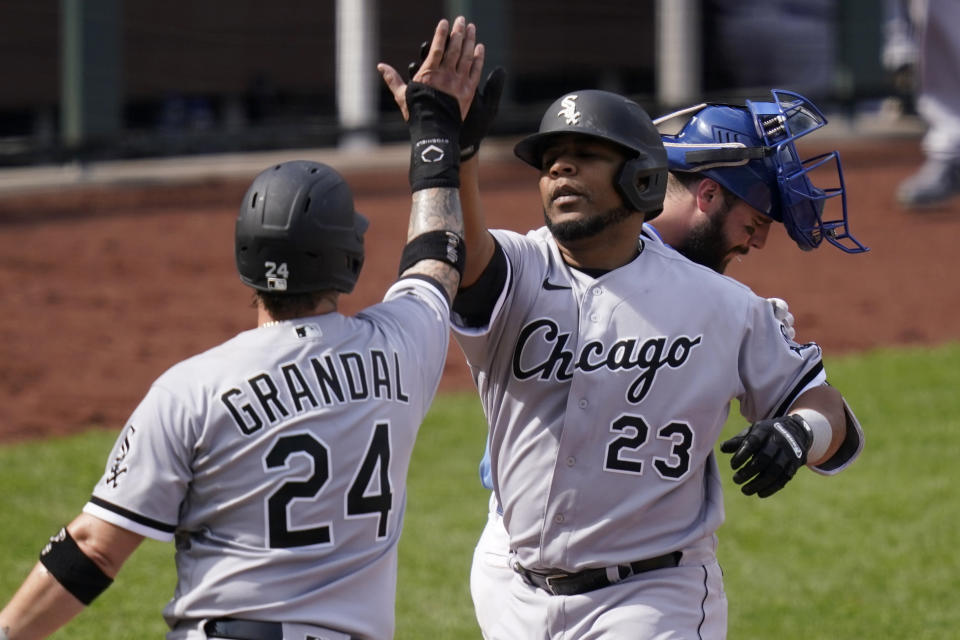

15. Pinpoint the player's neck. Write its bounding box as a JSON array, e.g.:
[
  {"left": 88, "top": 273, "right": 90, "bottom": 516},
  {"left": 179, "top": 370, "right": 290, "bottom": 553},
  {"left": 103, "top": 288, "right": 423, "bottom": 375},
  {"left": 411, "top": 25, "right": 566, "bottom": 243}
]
[
  {"left": 648, "top": 213, "right": 685, "bottom": 248},
  {"left": 557, "top": 216, "right": 645, "bottom": 271},
  {"left": 256, "top": 296, "right": 339, "bottom": 327}
]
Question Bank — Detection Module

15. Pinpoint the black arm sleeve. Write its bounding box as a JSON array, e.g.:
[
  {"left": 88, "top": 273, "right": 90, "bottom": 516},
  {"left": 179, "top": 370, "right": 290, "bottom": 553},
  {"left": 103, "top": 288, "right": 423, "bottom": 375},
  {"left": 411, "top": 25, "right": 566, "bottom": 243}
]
[{"left": 452, "top": 240, "right": 507, "bottom": 328}]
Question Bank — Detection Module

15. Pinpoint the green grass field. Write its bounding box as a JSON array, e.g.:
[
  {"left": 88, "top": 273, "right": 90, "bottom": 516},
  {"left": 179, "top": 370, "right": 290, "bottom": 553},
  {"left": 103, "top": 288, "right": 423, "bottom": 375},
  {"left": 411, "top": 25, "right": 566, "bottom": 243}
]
[{"left": 1, "top": 344, "right": 958, "bottom": 639}]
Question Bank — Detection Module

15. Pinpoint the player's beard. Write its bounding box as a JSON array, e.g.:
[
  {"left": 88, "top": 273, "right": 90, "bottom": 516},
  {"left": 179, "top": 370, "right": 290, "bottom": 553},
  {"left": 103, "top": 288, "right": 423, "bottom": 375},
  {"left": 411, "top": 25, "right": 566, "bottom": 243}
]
[
  {"left": 544, "top": 204, "right": 637, "bottom": 243},
  {"left": 673, "top": 211, "right": 730, "bottom": 273},
  {"left": 673, "top": 201, "right": 750, "bottom": 273}
]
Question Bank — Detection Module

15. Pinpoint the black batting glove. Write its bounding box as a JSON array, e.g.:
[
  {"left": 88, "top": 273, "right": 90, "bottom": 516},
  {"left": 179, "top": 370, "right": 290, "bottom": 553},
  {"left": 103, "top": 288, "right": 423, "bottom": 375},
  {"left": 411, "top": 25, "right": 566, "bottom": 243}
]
[
  {"left": 408, "top": 40, "right": 505, "bottom": 160},
  {"left": 407, "top": 40, "right": 430, "bottom": 82},
  {"left": 720, "top": 415, "right": 813, "bottom": 498},
  {"left": 459, "top": 66, "right": 505, "bottom": 160}
]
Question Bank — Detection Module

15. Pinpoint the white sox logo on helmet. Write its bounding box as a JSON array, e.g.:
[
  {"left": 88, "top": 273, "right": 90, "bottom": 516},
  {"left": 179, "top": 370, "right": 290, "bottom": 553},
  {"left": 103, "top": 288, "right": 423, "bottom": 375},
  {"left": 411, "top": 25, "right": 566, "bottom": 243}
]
[
  {"left": 558, "top": 95, "right": 581, "bottom": 125},
  {"left": 512, "top": 318, "right": 703, "bottom": 403}
]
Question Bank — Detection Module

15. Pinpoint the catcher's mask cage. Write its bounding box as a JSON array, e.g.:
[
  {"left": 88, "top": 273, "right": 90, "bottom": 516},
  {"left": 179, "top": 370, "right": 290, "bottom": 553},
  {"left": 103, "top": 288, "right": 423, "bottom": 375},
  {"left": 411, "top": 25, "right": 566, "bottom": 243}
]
[
  {"left": 655, "top": 89, "right": 868, "bottom": 253},
  {"left": 514, "top": 89, "right": 668, "bottom": 221},
  {"left": 236, "top": 160, "right": 369, "bottom": 294}
]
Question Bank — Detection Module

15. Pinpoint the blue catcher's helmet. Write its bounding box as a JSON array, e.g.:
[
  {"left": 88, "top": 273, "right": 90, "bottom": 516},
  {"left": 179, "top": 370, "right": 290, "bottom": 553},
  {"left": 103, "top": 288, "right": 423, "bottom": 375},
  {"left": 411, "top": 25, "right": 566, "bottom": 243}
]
[{"left": 655, "top": 89, "right": 867, "bottom": 253}]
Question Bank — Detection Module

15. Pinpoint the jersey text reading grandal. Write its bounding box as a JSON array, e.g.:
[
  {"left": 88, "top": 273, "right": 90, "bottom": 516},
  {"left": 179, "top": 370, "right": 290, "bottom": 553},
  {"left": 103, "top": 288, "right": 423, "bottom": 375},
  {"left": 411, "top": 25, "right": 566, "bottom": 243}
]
[{"left": 220, "top": 349, "right": 409, "bottom": 435}]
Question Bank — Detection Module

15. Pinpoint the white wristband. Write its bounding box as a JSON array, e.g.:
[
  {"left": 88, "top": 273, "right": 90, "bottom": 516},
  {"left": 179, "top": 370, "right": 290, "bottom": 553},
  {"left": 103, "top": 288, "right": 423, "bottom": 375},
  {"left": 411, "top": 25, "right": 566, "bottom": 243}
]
[{"left": 792, "top": 408, "right": 833, "bottom": 463}]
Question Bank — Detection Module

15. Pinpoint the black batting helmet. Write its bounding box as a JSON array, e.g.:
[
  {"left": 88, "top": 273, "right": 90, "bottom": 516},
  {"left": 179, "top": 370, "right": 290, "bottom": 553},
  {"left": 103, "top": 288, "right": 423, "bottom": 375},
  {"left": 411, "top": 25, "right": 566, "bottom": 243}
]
[
  {"left": 514, "top": 90, "right": 668, "bottom": 219},
  {"left": 236, "top": 160, "right": 368, "bottom": 294}
]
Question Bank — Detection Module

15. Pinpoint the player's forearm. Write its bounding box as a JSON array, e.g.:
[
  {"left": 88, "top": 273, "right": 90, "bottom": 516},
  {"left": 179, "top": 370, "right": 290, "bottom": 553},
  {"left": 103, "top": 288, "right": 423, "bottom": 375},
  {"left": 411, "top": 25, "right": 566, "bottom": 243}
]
[
  {"left": 407, "top": 187, "right": 464, "bottom": 240},
  {"left": 787, "top": 384, "right": 846, "bottom": 466},
  {"left": 394, "top": 18, "right": 484, "bottom": 300},
  {"left": 0, "top": 562, "right": 86, "bottom": 640},
  {"left": 403, "top": 188, "right": 465, "bottom": 300},
  {"left": 459, "top": 155, "right": 497, "bottom": 288},
  {"left": 0, "top": 514, "right": 143, "bottom": 640}
]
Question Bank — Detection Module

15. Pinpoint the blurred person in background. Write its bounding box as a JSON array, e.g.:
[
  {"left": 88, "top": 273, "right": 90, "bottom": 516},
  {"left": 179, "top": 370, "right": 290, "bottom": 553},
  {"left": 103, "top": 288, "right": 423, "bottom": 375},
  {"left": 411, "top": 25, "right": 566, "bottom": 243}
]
[
  {"left": 702, "top": 0, "right": 838, "bottom": 105},
  {"left": 880, "top": 0, "right": 919, "bottom": 116},
  {"left": 890, "top": 0, "right": 960, "bottom": 209}
]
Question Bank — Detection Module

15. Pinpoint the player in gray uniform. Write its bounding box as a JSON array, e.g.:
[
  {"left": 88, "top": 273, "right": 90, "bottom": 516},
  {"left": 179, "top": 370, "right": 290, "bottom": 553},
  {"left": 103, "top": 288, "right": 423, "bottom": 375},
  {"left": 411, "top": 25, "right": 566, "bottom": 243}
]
[
  {"left": 442, "top": 90, "right": 868, "bottom": 638},
  {"left": 0, "top": 17, "right": 482, "bottom": 640},
  {"left": 444, "top": 86, "right": 859, "bottom": 638}
]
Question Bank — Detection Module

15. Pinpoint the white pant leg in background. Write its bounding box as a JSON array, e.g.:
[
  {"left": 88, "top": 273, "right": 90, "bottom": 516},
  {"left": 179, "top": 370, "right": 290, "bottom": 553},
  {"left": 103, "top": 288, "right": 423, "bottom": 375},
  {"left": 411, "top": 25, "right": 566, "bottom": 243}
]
[
  {"left": 918, "top": 0, "right": 960, "bottom": 160},
  {"left": 470, "top": 493, "right": 515, "bottom": 639}
]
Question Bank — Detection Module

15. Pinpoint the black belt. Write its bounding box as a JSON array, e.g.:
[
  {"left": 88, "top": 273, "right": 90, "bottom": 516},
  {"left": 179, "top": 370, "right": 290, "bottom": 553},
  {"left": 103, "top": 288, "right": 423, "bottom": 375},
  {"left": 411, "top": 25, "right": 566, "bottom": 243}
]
[
  {"left": 515, "top": 551, "right": 682, "bottom": 596},
  {"left": 203, "top": 619, "right": 283, "bottom": 640},
  {"left": 200, "top": 618, "right": 358, "bottom": 640},
  {"left": 201, "top": 619, "right": 282, "bottom": 640}
]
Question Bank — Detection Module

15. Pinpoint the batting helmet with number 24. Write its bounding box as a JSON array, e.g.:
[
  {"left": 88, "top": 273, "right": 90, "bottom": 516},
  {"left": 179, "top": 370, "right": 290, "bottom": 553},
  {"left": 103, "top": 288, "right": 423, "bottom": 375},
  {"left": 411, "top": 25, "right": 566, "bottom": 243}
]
[{"left": 235, "top": 161, "right": 368, "bottom": 294}]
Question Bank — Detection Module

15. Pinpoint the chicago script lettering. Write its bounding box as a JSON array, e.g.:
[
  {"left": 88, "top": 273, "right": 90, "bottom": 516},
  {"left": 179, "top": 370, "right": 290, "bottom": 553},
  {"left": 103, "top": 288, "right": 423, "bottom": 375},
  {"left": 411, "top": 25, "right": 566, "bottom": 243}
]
[{"left": 512, "top": 318, "right": 702, "bottom": 403}]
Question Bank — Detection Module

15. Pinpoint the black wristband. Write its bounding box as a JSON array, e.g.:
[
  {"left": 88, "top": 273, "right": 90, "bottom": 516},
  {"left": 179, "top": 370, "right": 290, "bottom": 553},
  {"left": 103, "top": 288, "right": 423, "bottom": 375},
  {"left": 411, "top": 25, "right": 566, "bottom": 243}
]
[
  {"left": 406, "top": 82, "right": 462, "bottom": 192},
  {"left": 39, "top": 527, "right": 113, "bottom": 605},
  {"left": 398, "top": 230, "right": 466, "bottom": 276}
]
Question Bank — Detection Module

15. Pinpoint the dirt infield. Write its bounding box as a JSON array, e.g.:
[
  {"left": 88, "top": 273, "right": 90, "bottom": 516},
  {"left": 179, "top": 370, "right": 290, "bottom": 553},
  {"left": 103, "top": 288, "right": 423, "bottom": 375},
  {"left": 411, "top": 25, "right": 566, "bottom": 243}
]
[{"left": 0, "top": 137, "right": 957, "bottom": 443}]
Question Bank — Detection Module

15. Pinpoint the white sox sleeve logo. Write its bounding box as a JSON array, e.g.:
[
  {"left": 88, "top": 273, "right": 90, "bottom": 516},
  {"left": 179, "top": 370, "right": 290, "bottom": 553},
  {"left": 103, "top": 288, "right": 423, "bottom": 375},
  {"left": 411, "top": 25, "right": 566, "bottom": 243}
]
[{"left": 105, "top": 424, "right": 136, "bottom": 488}]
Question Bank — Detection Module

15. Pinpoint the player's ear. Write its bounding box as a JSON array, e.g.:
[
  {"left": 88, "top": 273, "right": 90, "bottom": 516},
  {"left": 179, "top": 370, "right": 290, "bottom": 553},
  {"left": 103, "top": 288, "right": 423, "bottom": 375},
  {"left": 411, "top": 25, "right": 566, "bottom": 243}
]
[{"left": 695, "top": 178, "right": 724, "bottom": 214}]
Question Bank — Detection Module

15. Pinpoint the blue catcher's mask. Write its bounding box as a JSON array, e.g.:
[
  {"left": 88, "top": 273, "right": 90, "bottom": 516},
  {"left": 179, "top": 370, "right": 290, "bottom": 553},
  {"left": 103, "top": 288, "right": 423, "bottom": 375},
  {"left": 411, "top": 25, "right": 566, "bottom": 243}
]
[{"left": 654, "top": 89, "right": 867, "bottom": 253}]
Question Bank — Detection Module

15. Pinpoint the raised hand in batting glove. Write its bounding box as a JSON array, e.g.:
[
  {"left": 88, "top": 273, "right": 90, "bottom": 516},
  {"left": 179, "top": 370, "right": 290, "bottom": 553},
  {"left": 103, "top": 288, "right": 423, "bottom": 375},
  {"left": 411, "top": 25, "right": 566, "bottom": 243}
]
[
  {"left": 379, "top": 17, "right": 483, "bottom": 124},
  {"left": 407, "top": 41, "right": 505, "bottom": 160},
  {"left": 720, "top": 415, "right": 812, "bottom": 498},
  {"left": 379, "top": 18, "right": 484, "bottom": 191}
]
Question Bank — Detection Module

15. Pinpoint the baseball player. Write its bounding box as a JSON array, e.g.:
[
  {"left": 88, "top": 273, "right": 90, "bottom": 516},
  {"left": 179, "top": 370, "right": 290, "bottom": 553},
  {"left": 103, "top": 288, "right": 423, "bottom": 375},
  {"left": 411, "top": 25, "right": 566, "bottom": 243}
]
[
  {"left": 0, "top": 17, "right": 481, "bottom": 640},
  {"left": 382, "top": 68, "right": 865, "bottom": 635},
  {"left": 445, "top": 90, "right": 869, "bottom": 637}
]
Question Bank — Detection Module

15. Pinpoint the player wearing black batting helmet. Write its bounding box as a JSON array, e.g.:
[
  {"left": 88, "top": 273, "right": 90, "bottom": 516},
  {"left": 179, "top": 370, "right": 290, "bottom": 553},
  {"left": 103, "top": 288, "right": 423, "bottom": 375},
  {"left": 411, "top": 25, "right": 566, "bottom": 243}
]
[
  {"left": 379, "top": 19, "right": 864, "bottom": 636},
  {"left": 235, "top": 160, "right": 368, "bottom": 294},
  {"left": 0, "top": 16, "right": 481, "bottom": 640},
  {"left": 429, "top": 75, "right": 864, "bottom": 640},
  {"left": 514, "top": 89, "right": 668, "bottom": 220}
]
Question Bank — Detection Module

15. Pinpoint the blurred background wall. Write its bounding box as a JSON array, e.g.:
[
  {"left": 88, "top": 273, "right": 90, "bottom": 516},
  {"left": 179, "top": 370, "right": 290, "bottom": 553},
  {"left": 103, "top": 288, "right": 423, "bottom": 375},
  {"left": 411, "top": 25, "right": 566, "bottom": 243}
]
[{"left": 0, "top": 0, "right": 903, "bottom": 166}]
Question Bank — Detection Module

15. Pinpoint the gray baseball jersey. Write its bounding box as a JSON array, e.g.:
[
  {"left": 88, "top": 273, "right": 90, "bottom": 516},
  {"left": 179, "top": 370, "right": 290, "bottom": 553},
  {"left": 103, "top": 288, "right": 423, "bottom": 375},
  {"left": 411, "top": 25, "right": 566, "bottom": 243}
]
[
  {"left": 453, "top": 225, "right": 827, "bottom": 573},
  {"left": 84, "top": 277, "right": 450, "bottom": 639}
]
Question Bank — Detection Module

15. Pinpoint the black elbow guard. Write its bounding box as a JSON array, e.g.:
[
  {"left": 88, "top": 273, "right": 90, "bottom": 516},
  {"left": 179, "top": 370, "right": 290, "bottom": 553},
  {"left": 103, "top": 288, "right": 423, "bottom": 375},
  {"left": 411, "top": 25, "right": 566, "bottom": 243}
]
[{"left": 39, "top": 527, "right": 113, "bottom": 605}]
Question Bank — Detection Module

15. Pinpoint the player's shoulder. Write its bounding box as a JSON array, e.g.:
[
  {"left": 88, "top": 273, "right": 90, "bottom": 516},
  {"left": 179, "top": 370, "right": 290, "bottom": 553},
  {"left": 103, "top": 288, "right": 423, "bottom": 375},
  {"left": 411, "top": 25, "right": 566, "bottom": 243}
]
[
  {"left": 489, "top": 226, "right": 559, "bottom": 268},
  {"left": 489, "top": 226, "right": 548, "bottom": 250},
  {"left": 640, "top": 227, "right": 754, "bottom": 292},
  {"left": 134, "top": 334, "right": 249, "bottom": 412},
  {"left": 152, "top": 330, "right": 257, "bottom": 384}
]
